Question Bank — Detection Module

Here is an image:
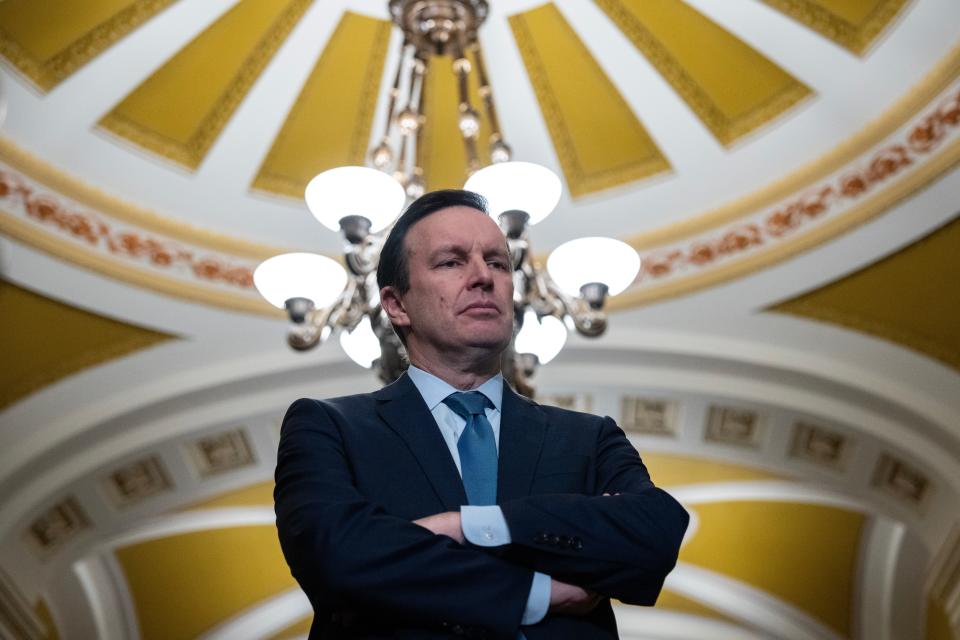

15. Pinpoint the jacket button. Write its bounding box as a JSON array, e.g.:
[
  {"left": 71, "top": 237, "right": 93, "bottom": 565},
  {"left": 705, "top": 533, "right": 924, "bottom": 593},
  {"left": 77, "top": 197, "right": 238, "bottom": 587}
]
[
  {"left": 572, "top": 537, "right": 583, "bottom": 551},
  {"left": 451, "top": 624, "right": 464, "bottom": 635},
  {"left": 548, "top": 534, "right": 560, "bottom": 546},
  {"left": 534, "top": 532, "right": 548, "bottom": 544},
  {"left": 558, "top": 535, "right": 571, "bottom": 549}
]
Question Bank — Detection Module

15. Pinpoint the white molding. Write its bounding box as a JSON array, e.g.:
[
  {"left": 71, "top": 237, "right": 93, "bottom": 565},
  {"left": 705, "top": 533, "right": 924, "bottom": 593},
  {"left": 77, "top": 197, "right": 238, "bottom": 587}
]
[
  {"left": 197, "top": 588, "right": 310, "bottom": 640},
  {"left": 666, "top": 563, "right": 846, "bottom": 640}
]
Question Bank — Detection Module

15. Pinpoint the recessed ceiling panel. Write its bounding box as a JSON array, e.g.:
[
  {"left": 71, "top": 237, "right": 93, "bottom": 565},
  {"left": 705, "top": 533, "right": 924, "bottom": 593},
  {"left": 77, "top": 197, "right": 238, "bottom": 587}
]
[
  {"left": 116, "top": 526, "right": 296, "bottom": 640},
  {"left": 758, "top": 0, "right": 911, "bottom": 55},
  {"left": 0, "top": 0, "right": 177, "bottom": 91},
  {"left": 594, "top": 0, "right": 812, "bottom": 146},
  {"left": 642, "top": 453, "right": 786, "bottom": 487},
  {"left": 98, "top": 0, "right": 312, "bottom": 169},
  {"left": 681, "top": 501, "right": 864, "bottom": 636},
  {"left": 0, "top": 278, "right": 172, "bottom": 411},
  {"left": 508, "top": 3, "right": 670, "bottom": 198},
  {"left": 655, "top": 589, "right": 741, "bottom": 625},
  {"left": 252, "top": 11, "right": 391, "bottom": 198},
  {"left": 771, "top": 214, "right": 960, "bottom": 372}
]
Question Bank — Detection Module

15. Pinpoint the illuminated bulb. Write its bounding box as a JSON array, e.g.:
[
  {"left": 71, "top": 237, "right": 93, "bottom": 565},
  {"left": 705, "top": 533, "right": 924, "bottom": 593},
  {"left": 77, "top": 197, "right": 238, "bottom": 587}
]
[
  {"left": 339, "top": 316, "right": 381, "bottom": 368},
  {"left": 305, "top": 166, "right": 405, "bottom": 233},
  {"left": 371, "top": 141, "right": 392, "bottom": 169},
  {"left": 397, "top": 108, "right": 420, "bottom": 134},
  {"left": 490, "top": 139, "right": 512, "bottom": 164},
  {"left": 547, "top": 237, "right": 640, "bottom": 296},
  {"left": 458, "top": 108, "right": 480, "bottom": 138},
  {"left": 514, "top": 310, "right": 567, "bottom": 365},
  {"left": 406, "top": 174, "right": 425, "bottom": 199},
  {"left": 253, "top": 252, "right": 347, "bottom": 309}
]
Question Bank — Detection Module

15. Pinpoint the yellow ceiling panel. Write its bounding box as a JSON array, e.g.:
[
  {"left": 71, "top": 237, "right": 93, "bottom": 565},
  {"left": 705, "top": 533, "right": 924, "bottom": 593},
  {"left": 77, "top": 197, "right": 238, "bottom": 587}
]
[
  {"left": 926, "top": 595, "right": 956, "bottom": 640},
  {"left": 655, "top": 588, "right": 740, "bottom": 625},
  {"left": 115, "top": 526, "right": 296, "bottom": 640},
  {"left": 642, "top": 453, "right": 786, "bottom": 487},
  {"left": 757, "top": 0, "right": 910, "bottom": 55},
  {"left": 419, "top": 52, "right": 494, "bottom": 192},
  {"left": 0, "top": 0, "right": 176, "bottom": 91},
  {"left": 36, "top": 599, "right": 60, "bottom": 640},
  {"left": 252, "top": 11, "right": 391, "bottom": 198},
  {"left": 99, "top": 0, "right": 312, "bottom": 169},
  {"left": 0, "top": 279, "right": 173, "bottom": 411},
  {"left": 594, "top": 0, "right": 812, "bottom": 146},
  {"left": 268, "top": 615, "right": 312, "bottom": 640},
  {"left": 182, "top": 479, "right": 274, "bottom": 511},
  {"left": 770, "top": 214, "right": 960, "bottom": 371},
  {"left": 681, "top": 501, "right": 865, "bottom": 636},
  {"left": 509, "top": 4, "right": 670, "bottom": 198}
]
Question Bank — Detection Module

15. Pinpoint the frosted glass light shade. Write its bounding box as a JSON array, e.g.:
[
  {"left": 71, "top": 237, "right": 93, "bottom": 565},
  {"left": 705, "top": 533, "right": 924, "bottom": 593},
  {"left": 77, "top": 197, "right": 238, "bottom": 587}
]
[
  {"left": 464, "top": 161, "right": 561, "bottom": 225},
  {"left": 339, "top": 316, "right": 381, "bottom": 368},
  {"left": 305, "top": 166, "right": 406, "bottom": 232},
  {"left": 514, "top": 310, "right": 567, "bottom": 364},
  {"left": 547, "top": 237, "right": 640, "bottom": 296},
  {"left": 254, "top": 253, "right": 347, "bottom": 309}
]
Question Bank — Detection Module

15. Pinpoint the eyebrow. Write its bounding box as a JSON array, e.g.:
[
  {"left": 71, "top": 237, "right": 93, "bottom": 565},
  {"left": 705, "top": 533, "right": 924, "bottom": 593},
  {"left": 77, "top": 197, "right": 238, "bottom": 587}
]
[{"left": 428, "top": 244, "right": 509, "bottom": 261}]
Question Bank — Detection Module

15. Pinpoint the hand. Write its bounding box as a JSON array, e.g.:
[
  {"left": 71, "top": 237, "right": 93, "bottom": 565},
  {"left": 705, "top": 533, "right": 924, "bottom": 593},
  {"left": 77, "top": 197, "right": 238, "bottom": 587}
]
[
  {"left": 548, "top": 579, "right": 602, "bottom": 615},
  {"left": 413, "top": 511, "right": 464, "bottom": 544}
]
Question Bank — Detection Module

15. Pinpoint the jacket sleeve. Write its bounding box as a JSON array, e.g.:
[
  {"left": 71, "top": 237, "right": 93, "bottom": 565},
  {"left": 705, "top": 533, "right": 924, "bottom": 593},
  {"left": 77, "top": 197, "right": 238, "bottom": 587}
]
[
  {"left": 274, "top": 398, "right": 533, "bottom": 639},
  {"left": 498, "top": 415, "right": 689, "bottom": 605}
]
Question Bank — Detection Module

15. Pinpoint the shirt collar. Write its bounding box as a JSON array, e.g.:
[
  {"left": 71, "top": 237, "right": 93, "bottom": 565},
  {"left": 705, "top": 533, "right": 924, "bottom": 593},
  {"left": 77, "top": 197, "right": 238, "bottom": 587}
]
[{"left": 407, "top": 365, "right": 503, "bottom": 412}]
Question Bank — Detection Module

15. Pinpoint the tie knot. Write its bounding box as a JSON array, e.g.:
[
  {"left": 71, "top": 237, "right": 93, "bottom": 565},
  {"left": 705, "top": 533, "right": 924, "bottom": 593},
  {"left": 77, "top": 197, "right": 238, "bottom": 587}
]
[{"left": 442, "top": 391, "right": 492, "bottom": 419}]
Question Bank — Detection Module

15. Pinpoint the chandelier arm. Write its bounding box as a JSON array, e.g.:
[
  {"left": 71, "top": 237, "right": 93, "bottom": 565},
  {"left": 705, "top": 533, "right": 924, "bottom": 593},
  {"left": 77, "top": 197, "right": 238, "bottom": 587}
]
[
  {"left": 413, "top": 55, "right": 430, "bottom": 186},
  {"left": 324, "top": 276, "right": 358, "bottom": 332},
  {"left": 383, "top": 40, "right": 407, "bottom": 141}
]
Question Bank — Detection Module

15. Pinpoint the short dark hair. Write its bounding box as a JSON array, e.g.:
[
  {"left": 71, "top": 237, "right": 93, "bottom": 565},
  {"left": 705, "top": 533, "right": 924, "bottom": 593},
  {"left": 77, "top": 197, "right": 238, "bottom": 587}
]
[{"left": 376, "top": 189, "right": 489, "bottom": 294}]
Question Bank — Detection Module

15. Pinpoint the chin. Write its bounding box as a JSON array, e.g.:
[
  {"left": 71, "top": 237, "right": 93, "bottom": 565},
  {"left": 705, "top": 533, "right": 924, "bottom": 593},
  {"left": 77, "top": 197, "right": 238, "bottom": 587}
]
[{"left": 464, "top": 331, "right": 512, "bottom": 352}]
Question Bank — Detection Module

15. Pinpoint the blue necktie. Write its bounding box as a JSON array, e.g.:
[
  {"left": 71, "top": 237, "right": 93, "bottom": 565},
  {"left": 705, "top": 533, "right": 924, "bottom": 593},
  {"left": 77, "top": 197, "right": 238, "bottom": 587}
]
[
  {"left": 444, "top": 392, "right": 532, "bottom": 638},
  {"left": 443, "top": 391, "right": 497, "bottom": 505}
]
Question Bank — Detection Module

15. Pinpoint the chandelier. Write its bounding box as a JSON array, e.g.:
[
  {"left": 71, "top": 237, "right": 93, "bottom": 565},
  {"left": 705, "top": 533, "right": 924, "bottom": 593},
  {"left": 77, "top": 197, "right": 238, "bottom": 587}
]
[{"left": 252, "top": 0, "right": 641, "bottom": 395}]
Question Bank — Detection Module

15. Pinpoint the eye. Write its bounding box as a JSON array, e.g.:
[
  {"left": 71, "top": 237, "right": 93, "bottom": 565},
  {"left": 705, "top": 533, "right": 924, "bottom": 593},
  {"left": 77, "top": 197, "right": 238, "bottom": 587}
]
[
  {"left": 488, "top": 259, "right": 510, "bottom": 271},
  {"left": 439, "top": 259, "right": 461, "bottom": 268}
]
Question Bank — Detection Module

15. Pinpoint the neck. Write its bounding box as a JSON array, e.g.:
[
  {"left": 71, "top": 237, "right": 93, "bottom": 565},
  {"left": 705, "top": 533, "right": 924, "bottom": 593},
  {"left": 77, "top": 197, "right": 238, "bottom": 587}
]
[{"left": 407, "top": 344, "right": 502, "bottom": 390}]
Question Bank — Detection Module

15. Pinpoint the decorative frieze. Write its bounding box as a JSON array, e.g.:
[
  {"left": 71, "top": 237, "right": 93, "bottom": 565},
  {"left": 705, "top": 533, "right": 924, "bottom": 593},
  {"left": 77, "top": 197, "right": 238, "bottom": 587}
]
[
  {"left": 188, "top": 429, "right": 256, "bottom": 477},
  {"left": 621, "top": 397, "right": 678, "bottom": 436},
  {"left": 705, "top": 405, "right": 765, "bottom": 448},
  {"left": 539, "top": 393, "right": 593, "bottom": 413},
  {"left": 25, "top": 497, "right": 90, "bottom": 557},
  {"left": 102, "top": 456, "right": 173, "bottom": 508},
  {"left": 789, "top": 421, "right": 850, "bottom": 469},
  {"left": 872, "top": 453, "right": 931, "bottom": 507}
]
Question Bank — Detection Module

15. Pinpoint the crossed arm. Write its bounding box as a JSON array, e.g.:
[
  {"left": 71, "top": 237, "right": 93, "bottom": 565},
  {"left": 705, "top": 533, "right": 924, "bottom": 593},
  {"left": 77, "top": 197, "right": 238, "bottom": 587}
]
[{"left": 274, "top": 399, "right": 688, "bottom": 638}]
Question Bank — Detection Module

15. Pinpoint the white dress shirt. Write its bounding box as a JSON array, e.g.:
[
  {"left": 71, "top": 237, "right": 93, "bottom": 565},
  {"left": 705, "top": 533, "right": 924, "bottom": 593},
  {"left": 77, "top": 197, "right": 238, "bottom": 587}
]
[{"left": 407, "top": 365, "right": 551, "bottom": 627}]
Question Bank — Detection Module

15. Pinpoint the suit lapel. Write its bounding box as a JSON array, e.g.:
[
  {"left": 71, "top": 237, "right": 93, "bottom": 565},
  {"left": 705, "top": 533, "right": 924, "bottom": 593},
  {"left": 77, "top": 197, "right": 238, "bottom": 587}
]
[
  {"left": 374, "top": 374, "right": 467, "bottom": 510},
  {"left": 497, "top": 383, "right": 546, "bottom": 502}
]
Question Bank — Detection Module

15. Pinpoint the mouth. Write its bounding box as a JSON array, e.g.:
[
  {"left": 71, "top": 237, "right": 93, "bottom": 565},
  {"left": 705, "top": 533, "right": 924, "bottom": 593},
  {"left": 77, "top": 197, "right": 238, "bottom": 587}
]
[{"left": 461, "top": 302, "right": 500, "bottom": 315}]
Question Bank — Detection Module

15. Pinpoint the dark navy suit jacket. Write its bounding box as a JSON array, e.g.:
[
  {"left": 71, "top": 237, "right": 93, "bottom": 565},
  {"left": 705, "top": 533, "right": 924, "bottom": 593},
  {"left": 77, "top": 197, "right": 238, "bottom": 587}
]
[{"left": 274, "top": 373, "right": 689, "bottom": 639}]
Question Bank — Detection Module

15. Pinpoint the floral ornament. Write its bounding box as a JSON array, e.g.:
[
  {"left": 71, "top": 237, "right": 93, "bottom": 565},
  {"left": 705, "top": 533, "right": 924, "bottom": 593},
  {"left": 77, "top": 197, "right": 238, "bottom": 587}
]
[
  {"left": 637, "top": 87, "right": 960, "bottom": 283},
  {"left": 0, "top": 169, "right": 256, "bottom": 290}
]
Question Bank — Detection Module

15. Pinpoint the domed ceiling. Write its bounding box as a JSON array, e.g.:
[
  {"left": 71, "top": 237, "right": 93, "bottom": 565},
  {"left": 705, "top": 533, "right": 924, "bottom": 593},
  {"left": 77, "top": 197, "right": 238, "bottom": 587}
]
[{"left": 1, "top": 0, "right": 959, "bottom": 639}]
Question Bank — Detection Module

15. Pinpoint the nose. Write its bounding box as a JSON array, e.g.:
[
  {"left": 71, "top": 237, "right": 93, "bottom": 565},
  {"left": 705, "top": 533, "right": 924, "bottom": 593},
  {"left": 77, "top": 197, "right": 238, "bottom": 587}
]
[{"left": 466, "top": 255, "right": 494, "bottom": 289}]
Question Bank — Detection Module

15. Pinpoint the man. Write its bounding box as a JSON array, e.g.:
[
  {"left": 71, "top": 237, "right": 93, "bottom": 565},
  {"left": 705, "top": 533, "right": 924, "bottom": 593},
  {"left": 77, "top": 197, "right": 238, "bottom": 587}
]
[{"left": 274, "top": 190, "right": 689, "bottom": 639}]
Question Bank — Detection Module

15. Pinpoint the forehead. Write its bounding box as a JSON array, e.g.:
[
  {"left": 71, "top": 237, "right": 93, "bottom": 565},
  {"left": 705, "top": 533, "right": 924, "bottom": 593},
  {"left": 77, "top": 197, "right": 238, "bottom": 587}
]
[{"left": 407, "top": 206, "right": 506, "bottom": 254}]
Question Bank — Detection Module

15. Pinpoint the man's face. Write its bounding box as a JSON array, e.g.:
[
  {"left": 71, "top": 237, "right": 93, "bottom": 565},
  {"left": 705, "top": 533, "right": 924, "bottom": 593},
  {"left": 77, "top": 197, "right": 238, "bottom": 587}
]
[{"left": 387, "top": 206, "right": 515, "bottom": 360}]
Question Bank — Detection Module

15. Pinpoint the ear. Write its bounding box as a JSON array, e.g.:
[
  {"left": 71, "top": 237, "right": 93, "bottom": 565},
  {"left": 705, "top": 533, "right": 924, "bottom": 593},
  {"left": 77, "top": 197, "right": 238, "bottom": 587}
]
[{"left": 380, "top": 286, "right": 411, "bottom": 329}]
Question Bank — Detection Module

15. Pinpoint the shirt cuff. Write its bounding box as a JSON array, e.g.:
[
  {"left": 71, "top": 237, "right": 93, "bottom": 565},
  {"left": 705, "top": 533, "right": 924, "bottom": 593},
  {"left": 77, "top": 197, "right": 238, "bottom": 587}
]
[
  {"left": 460, "top": 505, "right": 512, "bottom": 547},
  {"left": 521, "top": 571, "right": 551, "bottom": 625}
]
